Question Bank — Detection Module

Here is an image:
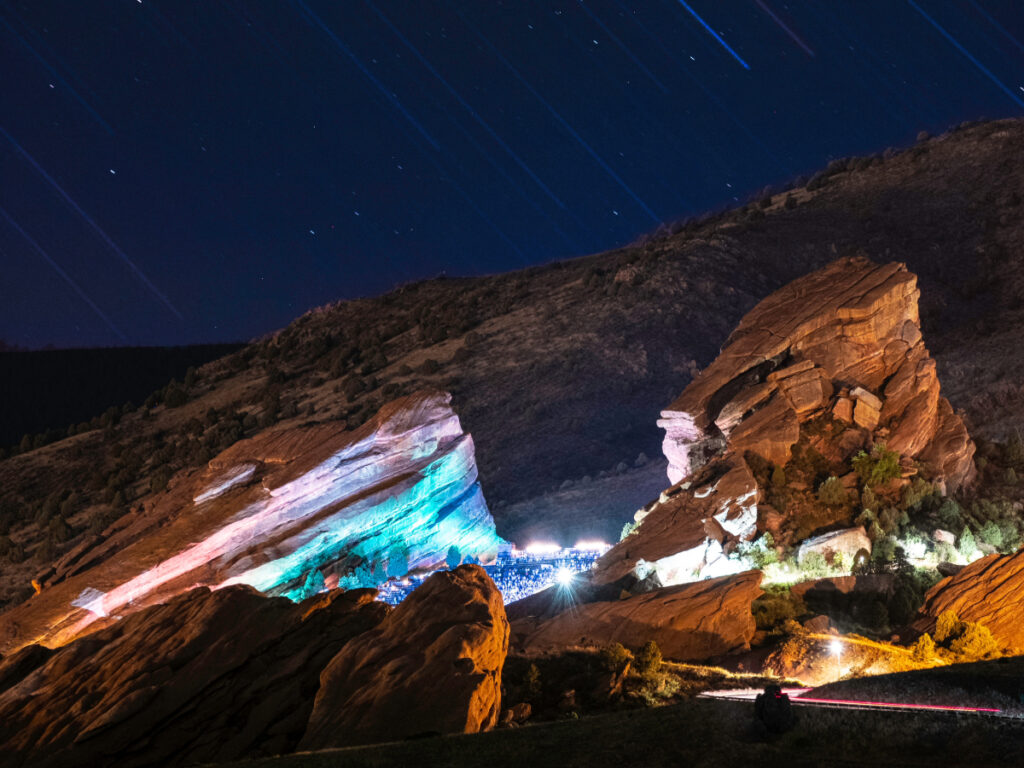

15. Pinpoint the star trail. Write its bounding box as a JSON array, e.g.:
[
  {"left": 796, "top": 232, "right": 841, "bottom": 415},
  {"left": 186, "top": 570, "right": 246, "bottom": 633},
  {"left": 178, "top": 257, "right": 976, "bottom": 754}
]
[{"left": 1, "top": 1, "right": 1023, "bottom": 348}]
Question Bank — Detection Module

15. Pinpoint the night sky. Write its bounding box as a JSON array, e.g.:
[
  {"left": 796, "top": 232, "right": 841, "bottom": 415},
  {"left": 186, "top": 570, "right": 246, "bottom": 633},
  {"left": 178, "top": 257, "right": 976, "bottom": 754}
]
[{"left": 3, "top": 1, "right": 1024, "bottom": 349}]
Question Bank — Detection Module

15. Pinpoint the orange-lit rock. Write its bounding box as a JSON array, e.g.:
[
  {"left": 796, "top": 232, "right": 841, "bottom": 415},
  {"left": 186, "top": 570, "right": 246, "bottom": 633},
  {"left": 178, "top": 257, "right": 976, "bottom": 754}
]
[
  {"left": 510, "top": 570, "right": 762, "bottom": 662},
  {"left": 0, "top": 585, "right": 387, "bottom": 768},
  {"left": 300, "top": 564, "right": 509, "bottom": 749},
  {"left": 595, "top": 259, "right": 975, "bottom": 588},
  {"left": 913, "top": 549, "right": 1024, "bottom": 652}
]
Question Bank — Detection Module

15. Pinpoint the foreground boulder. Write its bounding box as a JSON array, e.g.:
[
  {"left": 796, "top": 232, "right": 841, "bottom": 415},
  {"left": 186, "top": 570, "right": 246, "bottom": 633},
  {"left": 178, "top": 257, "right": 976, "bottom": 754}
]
[
  {"left": 913, "top": 549, "right": 1024, "bottom": 652},
  {"left": 0, "top": 585, "right": 388, "bottom": 768},
  {"left": 0, "top": 390, "right": 504, "bottom": 654},
  {"left": 510, "top": 570, "right": 763, "bottom": 662},
  {"left": 300, "top": 564, "right": 509, "bottom": 749},
  {"left": 594, "top": 259, "right": 974, "bottom": 586}
]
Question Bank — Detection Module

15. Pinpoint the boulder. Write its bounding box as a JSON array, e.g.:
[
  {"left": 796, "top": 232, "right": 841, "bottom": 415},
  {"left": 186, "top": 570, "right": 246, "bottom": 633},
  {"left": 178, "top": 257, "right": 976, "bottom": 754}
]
[
  {"left": 300, "top": 564, "right": 509, "bottom": 749},
  {"left": 0, "top": 390, "right": 504, "bottom": 655},
  {"left": 0, "top": 585, "right": 388, "bottom": 768},
  {"left": 797, "top": 528, "right": 872, "bottom": 564},
  {"left": 510, "top": 570, "right": 763, "bottom": 662},
  {"left": 914, "top": 550, "right": 1024, "bottom": 652},
  {"left": 594, "top": 259, "right": 974, "bottom": 588}
]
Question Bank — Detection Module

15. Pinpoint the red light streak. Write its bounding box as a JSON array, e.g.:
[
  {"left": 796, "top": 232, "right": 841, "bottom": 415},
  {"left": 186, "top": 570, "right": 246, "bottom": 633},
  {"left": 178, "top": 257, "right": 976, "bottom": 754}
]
[{"left": 792, "top": 695, "right": 1001, "bottom": 713}]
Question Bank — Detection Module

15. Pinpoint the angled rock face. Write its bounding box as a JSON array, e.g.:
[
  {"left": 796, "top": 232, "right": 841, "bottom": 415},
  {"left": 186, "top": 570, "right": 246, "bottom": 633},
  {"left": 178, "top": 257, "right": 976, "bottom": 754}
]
[
  {"left": 913, "top": 550, "right": 1024, "bottom": 652},
  {"left": 300, "top": 564, "right": 509, "bottom": 749},
  {"left": 0, "top": 390, "right": 504, "bottom": 654},
  {"left": 595, "top": 259, "right": 974, "bottom": 587},
  {"left": 510, "top": 570, "right": 763, "bottom": 662},
  {"left": 0, "top": 585, "right": 388, "bottom": 768},
  {"left": 660, "top": 258, "right": 973, "bottom": 487}
]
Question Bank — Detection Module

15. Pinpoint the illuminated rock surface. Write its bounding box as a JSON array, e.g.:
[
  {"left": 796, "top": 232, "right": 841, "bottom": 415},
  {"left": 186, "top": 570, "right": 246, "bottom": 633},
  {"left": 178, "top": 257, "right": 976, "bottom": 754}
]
[
  {"left": 509, "top": 570, "right": 762, "bottom": 662},
  {"left": 593, "top": 258, "right": 975, "bottom": 587},
  {"left": 0, "top": 585, "right": 388, "bottom": 768},
  {"left": 913, "top": 549, "right": 1024, "bottom": 652},
  {"left": 0, "top": 390, "right": 504, "bottom": 654},
  {"left": 301, "top": 564, "right": 509, "bottom": 749}
]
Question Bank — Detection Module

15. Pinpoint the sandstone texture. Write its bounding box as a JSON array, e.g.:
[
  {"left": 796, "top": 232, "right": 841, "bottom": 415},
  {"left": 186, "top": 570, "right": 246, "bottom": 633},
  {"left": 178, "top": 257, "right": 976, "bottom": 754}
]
[
  {"left": 797, "top": 527, "right": 872, "bottom": 564},
  {"left": 301, "top": 564, "right": 509, "bottom": 749},
  {"left": 0, "top": 390, "right": 503, "bottom": 655},
  {"left": 594, "top": 259, "right": 974, "bottom": 587},
  {"left": 913, "top": 549, "right": 1024, "bottom": 652},
  {"left": 510, "top": 570, "right": 762, "bottom": 662},
  {"left": 0, "top": 585, "right": 388, "bottom": 768}
]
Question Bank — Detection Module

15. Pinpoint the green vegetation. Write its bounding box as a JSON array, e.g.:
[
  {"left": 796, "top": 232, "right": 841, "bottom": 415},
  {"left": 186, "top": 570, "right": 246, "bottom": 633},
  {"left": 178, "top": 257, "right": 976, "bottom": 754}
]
[{"left": 852, "top": 443, "right": 901, "bottom": 486}]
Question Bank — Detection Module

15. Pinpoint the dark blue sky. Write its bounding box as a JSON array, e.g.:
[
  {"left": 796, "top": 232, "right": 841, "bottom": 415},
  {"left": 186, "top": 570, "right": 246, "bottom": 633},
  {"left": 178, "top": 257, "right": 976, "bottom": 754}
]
[{"left": 2, "top": 1, "right": 1023, "bottom": 348}]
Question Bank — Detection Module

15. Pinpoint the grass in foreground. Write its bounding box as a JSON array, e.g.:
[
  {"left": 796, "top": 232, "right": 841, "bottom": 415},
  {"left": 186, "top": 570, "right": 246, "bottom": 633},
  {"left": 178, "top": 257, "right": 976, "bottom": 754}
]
[{"left": 213, "top": 696, "right": 1024, "bottom": 768}]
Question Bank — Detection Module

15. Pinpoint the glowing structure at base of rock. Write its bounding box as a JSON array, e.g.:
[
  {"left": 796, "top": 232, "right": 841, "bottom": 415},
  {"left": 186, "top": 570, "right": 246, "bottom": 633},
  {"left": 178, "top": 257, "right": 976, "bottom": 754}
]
[{"left": 0, "top": 390, "right": 504, "bottom": 654}]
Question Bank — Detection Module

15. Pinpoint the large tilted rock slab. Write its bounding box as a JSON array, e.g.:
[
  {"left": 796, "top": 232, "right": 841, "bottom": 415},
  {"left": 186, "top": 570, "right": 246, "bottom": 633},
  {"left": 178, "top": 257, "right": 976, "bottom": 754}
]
[
  {"left": 0, "top": 585, "right": 388, "bottom": 768},
  {"left": 300, "top": 564, "right": 509, "bottom": 749},
  {"left": 0, "top": 390, "right": 504, "bottom": 655},
  {"left": 593, "top": 259, "right": 974, "bottom": 587},
  {"left": 913, "top": 550, "right": 1024, "bottom": 652},
  {"left": 510, "top": 570, "right": 763, "bottom": 662},
  {"left": 659, "top": 258, "right": 973, "bottom": 487}
]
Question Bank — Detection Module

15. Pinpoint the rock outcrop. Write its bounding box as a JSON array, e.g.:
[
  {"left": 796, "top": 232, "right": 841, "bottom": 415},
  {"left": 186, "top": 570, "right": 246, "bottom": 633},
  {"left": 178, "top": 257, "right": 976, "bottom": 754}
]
[
  {"left": 0, "top": 390, "right": 504, "bottom": 655},
  {"left": 594, "top": 259, "right": 975, "bottom": 587},
  {"left": 0, "top": 585, "right": 388, "bottom": 768},
  {"left": 913, "top": 549, "right": 1024, "bottom": 652},
  {"left": 300, "top": 564, "right": 509, "bottom": 749},
  {"left": 510, "top": 570, "right": 763, "bottom": 662}
]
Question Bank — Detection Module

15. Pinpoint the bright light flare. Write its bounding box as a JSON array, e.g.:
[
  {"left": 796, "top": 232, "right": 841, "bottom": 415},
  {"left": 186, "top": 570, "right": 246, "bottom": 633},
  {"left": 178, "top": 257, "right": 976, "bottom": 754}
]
[
  {"left": 524, "top": 541, "right": 562, "bottom": 555},
  {"left": 555, "top": 567, "right": 574, "bottom": 587},
  {"left": 573, "top": 539, "right": 610, "bottom": 552},
  {"left": 830, "top": 639, "right": 843, "bottom": 655}
]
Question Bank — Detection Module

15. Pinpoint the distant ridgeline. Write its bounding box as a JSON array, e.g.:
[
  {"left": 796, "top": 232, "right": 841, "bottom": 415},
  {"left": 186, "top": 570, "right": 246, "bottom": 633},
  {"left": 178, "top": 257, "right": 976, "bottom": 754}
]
[{"left": 0, "top": 344, "right": 243, "bottom": 448}]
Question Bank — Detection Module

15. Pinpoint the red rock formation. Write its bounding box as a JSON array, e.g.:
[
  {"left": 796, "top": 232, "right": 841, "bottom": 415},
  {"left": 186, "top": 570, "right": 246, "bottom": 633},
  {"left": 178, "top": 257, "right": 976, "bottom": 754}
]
[
  {"left": 0, "top": 585, "right": 388, "bottom": 768},
  {"left": 660, "top": 258, "right": 973, "bottom": 487},
  {"left": 913, "top": 549, "right": 1024, "bottom": 652},
  {"left": 594, "top": 258, "right": 975, "bottom": 587},
  {"left": 300, "top": 564, "right": 509, "bottom": 749},
  {"left": 0, "top": 390, "right": 503, "bottom": 655},
  {"left": 510, "top": 570, "right": 762, "bottom": 662}
]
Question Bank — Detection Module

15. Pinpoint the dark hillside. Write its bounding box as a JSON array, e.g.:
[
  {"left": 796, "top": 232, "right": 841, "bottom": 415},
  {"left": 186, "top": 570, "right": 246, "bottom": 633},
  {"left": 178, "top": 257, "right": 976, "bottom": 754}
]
[
  {"left": 0, "top": 344, "right": 243, "bottom": 447},
  {"left": 1, "top": 119, "right": 1024, "bottom": 610}
]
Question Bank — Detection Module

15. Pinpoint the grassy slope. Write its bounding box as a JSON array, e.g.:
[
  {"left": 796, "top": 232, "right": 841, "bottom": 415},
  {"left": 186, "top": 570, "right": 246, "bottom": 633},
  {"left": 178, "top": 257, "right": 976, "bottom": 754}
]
[{"left": 212, "top": 697, "right": 1024, "bottom": 768}]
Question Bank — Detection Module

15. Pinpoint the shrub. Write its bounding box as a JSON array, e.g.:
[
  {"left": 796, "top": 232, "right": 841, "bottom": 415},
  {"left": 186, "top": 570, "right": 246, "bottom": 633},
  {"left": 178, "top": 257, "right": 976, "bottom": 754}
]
[
  {"left": 800, "top": 551, "right": 829, "bottom": 579},
  {"left": 911, "top": 632, "right": 936, "bottom": 662},
  {"left": 978, "top": 520, "right": 1003, "bottom": 549},
  {"left": 934, "top": 610, "right": 963, "bottom": 643},
  {"left": 937, "top": 498, "right": 964, "bottom": 530},
  {"left": 852, "top": 444, "right": 901, "bottom": 486},
  {"left": 958, "top": 527, "right": 978, "bottom": 560},
  {"left": 817, "top": 476, "right": 847, "bottom": 506},
  {"left": 599, "top": 642, "right": 633, "bottom": 673},
  {"left": 1007, "top": 431, "right": 1024, "bottom": 468},
  {"left": 949, "top": 622, "right": 1000, "bottom": 660},
  {"left": 620, "top": 521, "right": 638, "bottom": 541},
  {"left": 524, "top": 663, "right": 542, "bottom": 701},
  {"left": 164, "top": 382, "right": 188, "bottom": 408},
  {"left": 634, "top": 641, "right": 663, "bottom": 677},
  {"left": 418, "top": 358, "right": 441, "bottom": 375},
  {"left": 738, "top": 533, "right": 778, "bottom": 568}
]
